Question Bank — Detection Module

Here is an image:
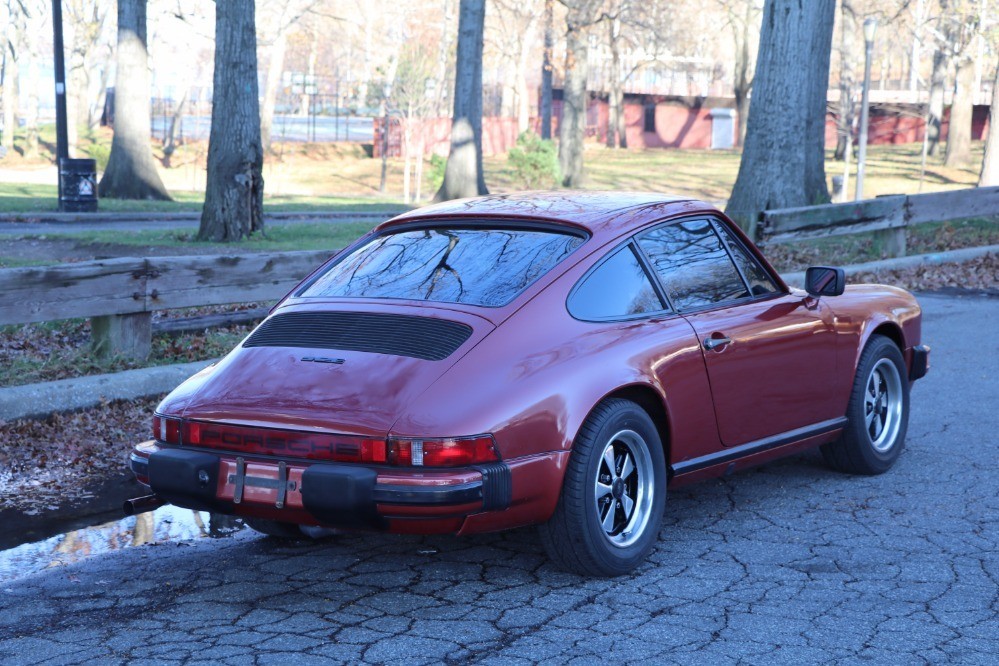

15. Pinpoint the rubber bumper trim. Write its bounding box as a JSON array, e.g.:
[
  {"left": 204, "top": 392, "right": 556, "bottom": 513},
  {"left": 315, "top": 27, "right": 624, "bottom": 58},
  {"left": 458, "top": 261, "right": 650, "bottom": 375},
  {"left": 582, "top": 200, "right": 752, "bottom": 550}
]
[
  {"left": 910, "top": 344, "right": 930, "bottom": 381},
  {"left": 473, "top": 462, "right": 512, "bottom": 511},
  {"left": 147, "top": 448, "right": 223, "bottom": 513},
  {"left": 372, "top": 482, "right": 482, "bottom": 505}
]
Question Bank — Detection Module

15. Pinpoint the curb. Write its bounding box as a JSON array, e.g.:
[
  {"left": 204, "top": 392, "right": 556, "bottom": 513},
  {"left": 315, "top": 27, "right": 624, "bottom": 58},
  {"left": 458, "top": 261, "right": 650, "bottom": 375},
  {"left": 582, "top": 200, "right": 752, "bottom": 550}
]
[
  {"left": 0, "top": 360, "right": 211, "bottom": 423},
  {"left": 781, "top": 244, "right": 999, "bottom": 287}
]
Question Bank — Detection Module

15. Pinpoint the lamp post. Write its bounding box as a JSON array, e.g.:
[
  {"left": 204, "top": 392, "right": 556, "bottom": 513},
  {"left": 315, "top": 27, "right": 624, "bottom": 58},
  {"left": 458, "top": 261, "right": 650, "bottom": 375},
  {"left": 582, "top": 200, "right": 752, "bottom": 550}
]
[{"left": 854, "top": 17, "right": 877, "bottom": 201}]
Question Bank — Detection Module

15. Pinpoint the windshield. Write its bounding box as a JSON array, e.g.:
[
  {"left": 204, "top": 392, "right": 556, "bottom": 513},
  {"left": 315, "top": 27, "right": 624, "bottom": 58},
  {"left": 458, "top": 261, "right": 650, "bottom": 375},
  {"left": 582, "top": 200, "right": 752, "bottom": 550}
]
[{"left": 299, "top": 227, "right": 585, "bottom": 307}]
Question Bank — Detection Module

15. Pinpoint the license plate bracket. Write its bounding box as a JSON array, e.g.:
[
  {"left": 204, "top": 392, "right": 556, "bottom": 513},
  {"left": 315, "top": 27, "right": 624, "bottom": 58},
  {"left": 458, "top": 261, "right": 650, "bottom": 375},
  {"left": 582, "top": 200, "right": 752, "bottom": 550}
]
[{"left": 230, "top": 457, "right": 290, "bottom": 509}]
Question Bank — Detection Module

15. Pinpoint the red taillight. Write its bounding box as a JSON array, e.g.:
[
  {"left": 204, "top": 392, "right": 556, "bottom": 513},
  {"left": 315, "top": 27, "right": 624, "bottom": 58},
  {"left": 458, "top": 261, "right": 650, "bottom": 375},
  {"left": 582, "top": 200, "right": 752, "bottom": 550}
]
[
  {"left": 155, "top": 417, "right": 496, "bottom": 467},
  {"left": 152, "top": 415, "right": 181, "bottom": 445},
  {"left": 180, "top": 420, "right": 387, "bottom": 463},
  {"left": 388, "top": 436, "right": 498, "bottom": 467}
]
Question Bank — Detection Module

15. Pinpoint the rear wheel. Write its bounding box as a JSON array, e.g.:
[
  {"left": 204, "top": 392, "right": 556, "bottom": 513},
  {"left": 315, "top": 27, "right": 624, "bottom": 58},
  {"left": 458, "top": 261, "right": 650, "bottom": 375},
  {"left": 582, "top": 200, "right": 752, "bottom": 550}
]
[
  {"left": 539, "top": 399, "right": 667, "bottom": 577},
  {"left": 822, "top": 334, "right": 909, "bottom": 475}
]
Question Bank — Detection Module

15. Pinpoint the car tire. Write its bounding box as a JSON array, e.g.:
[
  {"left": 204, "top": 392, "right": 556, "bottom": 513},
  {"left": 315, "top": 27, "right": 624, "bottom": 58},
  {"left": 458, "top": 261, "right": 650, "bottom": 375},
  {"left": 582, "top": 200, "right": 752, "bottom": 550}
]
[
  {"left": 539, "top": 398, "right": 667, "bottom": 577},
  {"left": 244, "top": 518, "right": 306, "bottom": 539},
  {"left": 822, "top": 334, "right": 910, "bottom": 475}
]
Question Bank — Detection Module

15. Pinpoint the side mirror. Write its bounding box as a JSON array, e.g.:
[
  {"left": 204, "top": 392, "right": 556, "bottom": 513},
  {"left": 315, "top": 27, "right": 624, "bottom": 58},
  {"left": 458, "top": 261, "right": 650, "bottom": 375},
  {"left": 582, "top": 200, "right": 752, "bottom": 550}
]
[{"left": 805, "top": 266, "right": 845, "bottom": 298}]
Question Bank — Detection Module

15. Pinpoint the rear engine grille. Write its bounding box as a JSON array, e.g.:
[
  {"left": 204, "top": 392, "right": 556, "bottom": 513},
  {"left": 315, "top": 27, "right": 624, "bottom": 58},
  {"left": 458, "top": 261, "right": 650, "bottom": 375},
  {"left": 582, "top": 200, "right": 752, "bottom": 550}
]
[{"left": 243, "top": 311, "right": 473, "bottom": 361}]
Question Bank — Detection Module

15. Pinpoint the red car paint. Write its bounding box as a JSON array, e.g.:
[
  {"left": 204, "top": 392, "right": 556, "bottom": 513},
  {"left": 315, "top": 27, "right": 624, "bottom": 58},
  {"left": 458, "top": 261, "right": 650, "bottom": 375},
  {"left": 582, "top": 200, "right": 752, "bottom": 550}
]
[{"left": 130, "top": 192, "right": 926, "bottom": 536}]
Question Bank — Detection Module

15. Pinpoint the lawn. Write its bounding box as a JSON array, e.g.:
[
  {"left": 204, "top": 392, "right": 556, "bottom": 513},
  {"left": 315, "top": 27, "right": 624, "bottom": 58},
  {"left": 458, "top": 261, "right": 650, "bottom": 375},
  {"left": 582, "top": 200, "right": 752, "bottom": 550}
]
[
  {"left": 55, "top": 221, "right": 378, "bottom": 253},
  {"left": 0, "top": 123, "right": 986, "bottom": 212}
]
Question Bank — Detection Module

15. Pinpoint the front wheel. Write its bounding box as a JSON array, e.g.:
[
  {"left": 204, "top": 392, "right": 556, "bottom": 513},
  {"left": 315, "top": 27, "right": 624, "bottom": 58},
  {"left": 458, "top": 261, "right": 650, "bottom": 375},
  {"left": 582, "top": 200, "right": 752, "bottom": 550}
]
[
  {"left": 539, "top": 399, "right": 667, "bottom": 577},
  {"left": 822, "top": 334, "right": 910, "bottom": 475}
]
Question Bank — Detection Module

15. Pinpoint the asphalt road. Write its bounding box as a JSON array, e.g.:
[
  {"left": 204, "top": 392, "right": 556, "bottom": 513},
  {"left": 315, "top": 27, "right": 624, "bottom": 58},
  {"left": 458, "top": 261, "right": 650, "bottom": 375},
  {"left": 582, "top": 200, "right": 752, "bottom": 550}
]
[{"left": 0, "top": 293, "right": 996, "bottom": 664}]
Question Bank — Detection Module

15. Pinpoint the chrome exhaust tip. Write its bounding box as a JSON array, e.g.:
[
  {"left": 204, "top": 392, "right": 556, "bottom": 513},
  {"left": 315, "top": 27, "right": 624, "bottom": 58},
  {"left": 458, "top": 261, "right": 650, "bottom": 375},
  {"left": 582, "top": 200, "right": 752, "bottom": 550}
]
[{"left": 123, "top": 494, "right": 165, "bottom": 517}]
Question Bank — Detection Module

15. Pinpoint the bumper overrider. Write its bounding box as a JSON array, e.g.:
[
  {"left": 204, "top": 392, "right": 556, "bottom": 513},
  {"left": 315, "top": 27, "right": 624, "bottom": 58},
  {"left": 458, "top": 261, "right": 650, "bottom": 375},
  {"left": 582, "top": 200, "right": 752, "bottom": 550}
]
[{"left": 128, "top": 441, "right": 512, "bottom": 534}]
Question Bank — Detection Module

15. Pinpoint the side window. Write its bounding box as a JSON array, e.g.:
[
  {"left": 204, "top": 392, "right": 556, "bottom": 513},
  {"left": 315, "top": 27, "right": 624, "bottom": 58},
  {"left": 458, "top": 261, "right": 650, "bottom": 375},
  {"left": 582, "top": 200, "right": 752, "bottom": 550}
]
[
  {"left": 568, "top": 246, "right": 665, "bottom": 320},
  {"left": 713, "top": 221, "right": 779, "bottom": 297},
  {"left": 637, "top": 219, "right": 748, "bottom": 310}
]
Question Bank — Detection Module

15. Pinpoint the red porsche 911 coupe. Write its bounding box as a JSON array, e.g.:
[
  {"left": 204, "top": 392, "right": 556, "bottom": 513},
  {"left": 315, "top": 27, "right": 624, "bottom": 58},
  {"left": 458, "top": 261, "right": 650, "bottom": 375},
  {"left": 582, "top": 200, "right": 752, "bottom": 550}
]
[{"left": 127, "top": 192, "right": 929, "bottom": 576}]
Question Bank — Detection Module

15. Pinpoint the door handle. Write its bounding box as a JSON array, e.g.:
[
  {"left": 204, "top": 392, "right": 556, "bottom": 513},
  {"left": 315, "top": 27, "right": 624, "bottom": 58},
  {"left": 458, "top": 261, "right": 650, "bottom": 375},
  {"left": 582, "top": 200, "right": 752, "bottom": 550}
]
[{"left": 703, "top": 336, "right": 732, "bottom": 351}]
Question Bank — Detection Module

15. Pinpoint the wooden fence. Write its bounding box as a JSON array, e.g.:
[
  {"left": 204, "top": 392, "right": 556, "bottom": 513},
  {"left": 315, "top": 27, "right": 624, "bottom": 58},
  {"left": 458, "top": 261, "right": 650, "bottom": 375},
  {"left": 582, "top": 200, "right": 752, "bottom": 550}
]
[
  {"left": 0, "top": 250, "right": 334, "bottom": 359},
  {"left": 758, "top": 186, "right": 999, "bottom": 258}
]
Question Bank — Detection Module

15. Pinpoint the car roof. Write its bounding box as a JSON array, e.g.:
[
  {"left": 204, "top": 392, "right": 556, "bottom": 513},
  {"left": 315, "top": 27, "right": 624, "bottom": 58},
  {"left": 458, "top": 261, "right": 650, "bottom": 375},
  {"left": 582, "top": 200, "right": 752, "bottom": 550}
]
[{"left": 381, "top": 191, "right": 721, "bottom": 241}]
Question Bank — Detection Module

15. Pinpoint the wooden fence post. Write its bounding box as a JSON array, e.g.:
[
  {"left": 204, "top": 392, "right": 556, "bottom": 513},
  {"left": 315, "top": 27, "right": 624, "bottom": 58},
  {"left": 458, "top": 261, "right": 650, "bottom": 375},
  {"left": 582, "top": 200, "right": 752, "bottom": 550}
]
[
  {"left": 876, "top": 226, "right": 907, "bottom": 258},
  {"left": 91, "top": 312, "right": 153, "bottom": 360}
]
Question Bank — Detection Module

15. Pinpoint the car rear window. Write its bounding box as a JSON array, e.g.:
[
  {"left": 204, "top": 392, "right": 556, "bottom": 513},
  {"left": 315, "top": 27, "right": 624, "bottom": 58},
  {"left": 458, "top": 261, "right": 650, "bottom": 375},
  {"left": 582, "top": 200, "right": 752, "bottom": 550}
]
[{"left": 300, "top": 227, "right": 585, "bottom": 307}]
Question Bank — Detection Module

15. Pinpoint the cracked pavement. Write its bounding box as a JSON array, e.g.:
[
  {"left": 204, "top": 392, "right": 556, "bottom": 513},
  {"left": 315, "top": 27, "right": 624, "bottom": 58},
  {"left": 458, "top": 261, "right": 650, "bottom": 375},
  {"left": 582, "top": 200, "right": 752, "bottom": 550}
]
[{"left": 0, "top": 293, "right": 996, "bottom": 664}]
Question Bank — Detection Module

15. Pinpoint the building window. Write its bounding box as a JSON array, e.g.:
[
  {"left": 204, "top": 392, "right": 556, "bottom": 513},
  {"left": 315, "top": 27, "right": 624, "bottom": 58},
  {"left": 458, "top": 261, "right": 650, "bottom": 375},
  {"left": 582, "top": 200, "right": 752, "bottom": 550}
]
[{"left": 643, "top": 103, "right": 657, "bottom": 133}]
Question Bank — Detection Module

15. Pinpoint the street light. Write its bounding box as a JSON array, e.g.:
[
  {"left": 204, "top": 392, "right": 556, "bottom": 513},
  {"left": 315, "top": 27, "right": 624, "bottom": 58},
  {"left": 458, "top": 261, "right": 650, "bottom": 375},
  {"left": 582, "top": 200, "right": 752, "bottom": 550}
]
[{"left": 854, "top": 17, "right": 878, "bottom": 201}]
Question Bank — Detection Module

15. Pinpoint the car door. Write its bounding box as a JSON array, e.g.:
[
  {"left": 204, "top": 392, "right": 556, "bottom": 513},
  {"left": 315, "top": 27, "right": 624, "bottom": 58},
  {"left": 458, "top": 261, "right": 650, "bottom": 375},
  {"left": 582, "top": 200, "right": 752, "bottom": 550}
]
[{"left": 636, "top": 217, "right": 840, "bottom": 447}]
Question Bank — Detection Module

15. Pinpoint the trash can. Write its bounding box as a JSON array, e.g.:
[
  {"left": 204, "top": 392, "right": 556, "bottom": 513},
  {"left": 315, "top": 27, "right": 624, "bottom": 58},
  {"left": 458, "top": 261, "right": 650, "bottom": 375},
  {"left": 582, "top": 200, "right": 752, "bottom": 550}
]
[
  {"left": 58, "top": 158, "right": 98, "bottom": 212},
  {"left": 708, "top": 108, "right": 736, "bottom": 150}
]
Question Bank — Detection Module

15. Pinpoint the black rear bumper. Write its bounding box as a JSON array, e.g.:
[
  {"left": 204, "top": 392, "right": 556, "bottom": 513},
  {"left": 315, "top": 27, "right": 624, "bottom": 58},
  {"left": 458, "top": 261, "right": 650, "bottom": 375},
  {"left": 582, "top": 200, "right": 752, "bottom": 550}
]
[{"left": 131, "top": 446, "right": 510, "bottom": 529}]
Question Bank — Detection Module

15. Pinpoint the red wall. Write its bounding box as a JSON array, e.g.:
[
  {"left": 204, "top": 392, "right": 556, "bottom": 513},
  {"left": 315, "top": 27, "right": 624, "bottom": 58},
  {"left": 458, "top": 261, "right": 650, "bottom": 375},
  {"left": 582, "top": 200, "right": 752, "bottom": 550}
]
[
  {"left": 373, "top": 117, "right": 522, "bottom": 158},
  {"left": 374, "top": 100, "right": 991, "bottom": 158}
]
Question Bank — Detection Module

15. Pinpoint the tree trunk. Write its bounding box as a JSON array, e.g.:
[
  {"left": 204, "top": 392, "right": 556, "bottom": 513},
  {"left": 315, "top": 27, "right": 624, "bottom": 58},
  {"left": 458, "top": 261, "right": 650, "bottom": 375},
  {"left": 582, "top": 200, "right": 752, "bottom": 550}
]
[
  {"left": 261, "top": 30, "right": 288, "bottom": 152},
  {"left": 979, "top": 63, "right": 999, "bottom": 186},
  {"left": 908, "top": 0, "right": 925, "bottom": 92},
  {"left": 435, "top": 0, "right": 488, "bottom": 201},
  {"left": 540, "top": 0, "right": 554, "bottom": 140},
  {"left": 606, "top": 15, "right": 626, "bottom": 149},
  {"left": 434, "top": 0, "right": 455, "bottom": 117},
  {"left": 162, "top": 88, "right": 188, "bottom": 168},
  {"left": 834, "top": 0, "right": 857, "bottom": 161},
  {"left": 98, "top": 0, "right": 170, "bottom": 200},
  {"left": 726, "top": 0, "right": 836, "bottom": 234},
  {"left": 515, "top": 14, "right": 537, "bottom": 135},
  {"left": 559, "top": 1, "right": 601, "bottom": 188},
  {"left": 732, "top": 1, "right": 755, "bottom": 148},
  {"left": 197, "top": 0, "right": 264, "bottom": 241},
  {"left": 22, "top": 13, "right": 41, "bottom": 159},
  {"left": 944, "top": 58, "right": 974, "bottom": 168},
  {"left": 927, "top": 47, "right": 947, "bottom": 157},
  {"left": 1, "top": 43, "right": 16, "bottom": 152}
]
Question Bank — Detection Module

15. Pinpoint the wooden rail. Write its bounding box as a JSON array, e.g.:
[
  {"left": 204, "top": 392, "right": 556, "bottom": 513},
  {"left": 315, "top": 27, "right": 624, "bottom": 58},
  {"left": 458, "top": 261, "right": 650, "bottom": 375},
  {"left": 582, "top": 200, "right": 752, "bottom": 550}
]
[
  {"left": 0, "top": 250, "right": 334, "bottom": 359},
  {"left": 759, "top": 186, "right": 999, "bottom": 258}
]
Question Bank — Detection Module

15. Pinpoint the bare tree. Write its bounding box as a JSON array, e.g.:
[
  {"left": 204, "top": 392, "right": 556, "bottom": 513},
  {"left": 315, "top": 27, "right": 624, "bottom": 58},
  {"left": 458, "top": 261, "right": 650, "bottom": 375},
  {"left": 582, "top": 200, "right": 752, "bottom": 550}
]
[
  {"left": 435, "top": 0, "right": 487, "bottom": 201},
  {"left": 64, "top": 0, "right": 114, "bottom": 151},
  {"left": 98, "top": 0, "right": 170, "bottom": 200},
  {"left": 835, "top": 0, "right": 858, "bottom": 161},
  {"left": 603, "top": 2, "right": 628, "bottom": 149},
  {"left": 558, "top": 0, "right": 602, "bottom": 188},
  {"left": 197, "top": 0, "right": 264, "bottom": 241},
  {"left": 943, "top": 0, "right": 987, "bottom": 168},
  {"left": 540, "top": 0, "right": 554, "bottom": 140},
  {"left": 980, "top": 61, "right": 999, "bottom": 185},
  {"left": 717, "top": 0, "right": 761, "bottom": 147},
  {"left": 726, "top": 0, "right": 837, "bottom": 234},
  {"left": 1, "top": 0, "right": 18, "bottom": 153},
  {"left": 491, "top": 0, "right": 542, "bottom": 134}
]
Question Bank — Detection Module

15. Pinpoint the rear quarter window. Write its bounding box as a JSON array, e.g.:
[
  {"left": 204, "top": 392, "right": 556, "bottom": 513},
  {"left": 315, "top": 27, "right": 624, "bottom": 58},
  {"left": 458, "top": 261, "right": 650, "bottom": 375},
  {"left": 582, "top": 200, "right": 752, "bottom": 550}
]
[
  {"left": 568, "top": 246, "right": 665, "bottom": 320},
  {"left": 300, "top": 227, "right": 585, "bottom": 307}
]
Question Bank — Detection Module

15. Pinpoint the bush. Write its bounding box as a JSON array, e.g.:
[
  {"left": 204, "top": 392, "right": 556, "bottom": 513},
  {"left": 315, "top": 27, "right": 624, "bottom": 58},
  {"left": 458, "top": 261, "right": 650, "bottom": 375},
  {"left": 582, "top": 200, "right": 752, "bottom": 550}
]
[
  {"left": 507, "top": 132, "right": 560, "bottom": 190},
  {"left": 85, "top": 142, "right": 111, "bottom": 173},
  {"left": 428, "top": 153, "right": 447, "bottom": 192}
]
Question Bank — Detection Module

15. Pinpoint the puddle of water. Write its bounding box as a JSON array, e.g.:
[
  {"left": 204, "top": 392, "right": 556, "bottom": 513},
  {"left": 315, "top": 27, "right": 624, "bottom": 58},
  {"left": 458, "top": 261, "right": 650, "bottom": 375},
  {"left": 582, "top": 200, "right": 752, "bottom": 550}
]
[{"left": 0, "top": 505, "right": 246, "bottom": 584}]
